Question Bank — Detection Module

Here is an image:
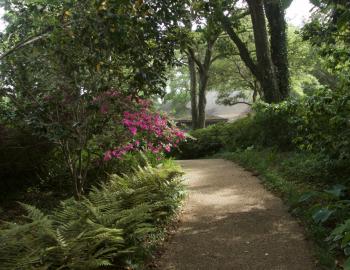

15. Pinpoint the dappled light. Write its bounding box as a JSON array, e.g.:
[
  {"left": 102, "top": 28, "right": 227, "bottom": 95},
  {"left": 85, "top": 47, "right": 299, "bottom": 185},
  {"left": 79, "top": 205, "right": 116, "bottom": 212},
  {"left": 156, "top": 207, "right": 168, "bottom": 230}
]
[
  {"left": 158, "top": 159, "right": 315, "bottom": 270},
  {"left": 0, "top": 0, "right": 349, "bottom": 269}
]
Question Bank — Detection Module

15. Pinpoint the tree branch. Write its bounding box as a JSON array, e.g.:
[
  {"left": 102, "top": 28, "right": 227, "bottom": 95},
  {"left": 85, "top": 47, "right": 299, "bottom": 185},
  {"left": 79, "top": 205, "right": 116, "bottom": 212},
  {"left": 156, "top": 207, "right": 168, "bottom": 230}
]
[
  {"left": 219, "top": 15, "right": 260, "bottom": 81},
  {"left": 0, "top": 31, "right": 51, "bottom": 61},
  {"left": 187, "top": 47, "right": 203, "bottom": 72}
]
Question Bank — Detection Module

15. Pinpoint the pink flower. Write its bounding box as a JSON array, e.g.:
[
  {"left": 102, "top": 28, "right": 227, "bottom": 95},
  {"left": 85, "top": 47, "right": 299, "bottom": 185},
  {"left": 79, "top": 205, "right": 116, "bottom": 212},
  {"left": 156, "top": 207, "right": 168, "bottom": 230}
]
[
  {"left": 103, "top": 151, "right": 112, "bottom": 161},
  {"left": 100, "top": 103, "right": 109, "bottom": 114},
  {"left": 129, "top": 127, "right": 137, "bottom": 135},
  {"left": 164, "top": 145, "right": 171, "bottom": 153}
]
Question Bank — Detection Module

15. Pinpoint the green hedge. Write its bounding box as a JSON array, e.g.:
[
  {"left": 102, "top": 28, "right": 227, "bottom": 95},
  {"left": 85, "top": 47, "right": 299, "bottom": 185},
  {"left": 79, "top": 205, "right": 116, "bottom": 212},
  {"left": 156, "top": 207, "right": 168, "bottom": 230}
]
[
  {"left": 177, "top": 89, "right": 350, "bottom": 164},
  {"left": 175, "top": 100, "right": 298, "bottom": 159},
  {"left": 0, "top": 160, "right": 185, "bottom": 270}
]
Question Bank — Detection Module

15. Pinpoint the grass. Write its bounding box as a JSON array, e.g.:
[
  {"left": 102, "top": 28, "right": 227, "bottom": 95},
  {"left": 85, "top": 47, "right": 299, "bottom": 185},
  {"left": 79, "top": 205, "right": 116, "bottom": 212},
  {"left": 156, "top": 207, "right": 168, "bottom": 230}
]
[{"left": 216, "top": 148, "right": 338, "bottom": 269}]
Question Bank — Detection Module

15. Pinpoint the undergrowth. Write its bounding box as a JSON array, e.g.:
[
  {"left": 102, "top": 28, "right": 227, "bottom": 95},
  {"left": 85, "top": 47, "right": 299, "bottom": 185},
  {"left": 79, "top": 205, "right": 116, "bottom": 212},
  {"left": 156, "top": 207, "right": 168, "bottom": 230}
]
[{"left": 0, "top": 160, "right": 185, "bottom": 270}]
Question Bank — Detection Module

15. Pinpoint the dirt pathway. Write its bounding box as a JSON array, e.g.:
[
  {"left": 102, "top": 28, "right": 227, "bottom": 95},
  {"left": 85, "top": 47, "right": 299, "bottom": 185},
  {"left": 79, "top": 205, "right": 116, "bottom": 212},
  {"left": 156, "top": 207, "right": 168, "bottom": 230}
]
[{"left": 157, "top": 159, "right": 316, "bottom": 270}]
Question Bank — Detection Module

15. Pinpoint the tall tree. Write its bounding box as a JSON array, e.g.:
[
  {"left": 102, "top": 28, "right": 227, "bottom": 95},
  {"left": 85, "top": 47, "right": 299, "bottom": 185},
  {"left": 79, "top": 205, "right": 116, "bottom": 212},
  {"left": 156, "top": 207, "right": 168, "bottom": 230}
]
[
  {"left": 187, "top": 30, "right": 220, "bottom": 128},
  {"left": 213, "top": 0, "right": 290, "bottom": 103},
  {"left": 184, "top": 3, "right": 222, "bottom": 129},
  {"left": 188, "top": 54, "right": 199, "bottom": 129},
  {"left": 264, "top": 0, "right": 291, "bottom": 99},
  {"left": 246, "top": 0, "right": 280, "bottom": 103}
]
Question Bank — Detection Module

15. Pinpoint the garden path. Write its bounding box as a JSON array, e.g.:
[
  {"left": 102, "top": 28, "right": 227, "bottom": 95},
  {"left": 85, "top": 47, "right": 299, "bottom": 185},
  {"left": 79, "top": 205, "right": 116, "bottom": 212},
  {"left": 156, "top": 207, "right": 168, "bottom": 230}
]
[{"left": 157, "top": 159, "right": 316, "bottom": 270}]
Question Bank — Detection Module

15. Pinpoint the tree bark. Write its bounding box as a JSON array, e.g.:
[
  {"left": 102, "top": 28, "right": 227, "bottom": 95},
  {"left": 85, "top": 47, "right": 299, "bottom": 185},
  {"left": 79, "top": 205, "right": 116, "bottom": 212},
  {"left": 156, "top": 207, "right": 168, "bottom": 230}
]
[
  {"left": 197, "top": 39, "right": 214, "bottom": 129},
  {"left": 188, "top": 34, "right": 216, "bottom": 129},
  {"left": 188, "top": 54, "right": 199, "bottom": 129},
  {"left": 197, "top": 70, "right": 209, "bottom": 129},
  {"left": 246, "top": 0, "right": 280, "bottom": 103},
  {"left": 264, "top": 0, "right": 290, "bottom": 99}
]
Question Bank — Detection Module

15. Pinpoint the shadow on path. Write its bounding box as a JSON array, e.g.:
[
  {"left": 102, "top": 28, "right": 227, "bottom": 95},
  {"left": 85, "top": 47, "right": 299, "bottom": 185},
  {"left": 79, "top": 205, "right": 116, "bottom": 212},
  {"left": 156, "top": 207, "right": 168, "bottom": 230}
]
[{"left": 158, "top": 159, "right": 316, "bottom": 270}]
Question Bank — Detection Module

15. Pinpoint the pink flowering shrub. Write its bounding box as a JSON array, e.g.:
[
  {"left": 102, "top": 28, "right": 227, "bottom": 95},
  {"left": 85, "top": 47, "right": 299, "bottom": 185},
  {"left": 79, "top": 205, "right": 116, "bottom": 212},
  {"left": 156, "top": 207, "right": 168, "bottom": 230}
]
[{"left": 93, "top": 90, "right": 186, "bottom": 161}]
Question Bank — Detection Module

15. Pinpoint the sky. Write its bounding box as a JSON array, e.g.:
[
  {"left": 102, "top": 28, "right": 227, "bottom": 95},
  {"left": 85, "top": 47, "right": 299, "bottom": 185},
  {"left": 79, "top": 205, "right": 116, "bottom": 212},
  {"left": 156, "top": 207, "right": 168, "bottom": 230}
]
[
  {"left": 286, "top": 0, "right": 314, "bottom": 27},
  {"left": 0, "top": 7, "right": 5, "bottom": 32},
  {"left": 0, "top": 0, "right": 313, "bottom": 32}
]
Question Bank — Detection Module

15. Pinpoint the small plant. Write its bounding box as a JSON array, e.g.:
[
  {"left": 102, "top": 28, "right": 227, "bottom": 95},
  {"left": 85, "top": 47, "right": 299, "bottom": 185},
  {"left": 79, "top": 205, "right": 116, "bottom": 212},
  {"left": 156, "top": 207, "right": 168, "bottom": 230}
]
[
  {"left": 0, "top": 161, "right": 185, "bottom": 270},
  {"left": 328, "top": 219, "right": 350, "bottom": 269},
  {"left": 297, "top": 185, "right": 349, "bottom": 225}
]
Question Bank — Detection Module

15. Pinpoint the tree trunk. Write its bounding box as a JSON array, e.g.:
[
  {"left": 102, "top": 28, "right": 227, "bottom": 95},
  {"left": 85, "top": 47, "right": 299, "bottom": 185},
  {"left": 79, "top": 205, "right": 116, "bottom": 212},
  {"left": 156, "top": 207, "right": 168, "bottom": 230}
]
[
  {"left": 197, "top": 70, "right": 209, "bottom": 128},
  {"left": 264, "top": 0, "right": 290, "bottom": 99},
  {"left": 247, "top": 0, "right": 280, "bottom": 103},
  {"left": 197, "top": 40, "right": 214, "bottom": 129},
  {"left": 188, "top": 35, "right": 216, "bottom": 129},
  {"left": 188, "top": 54, "right": 199, "bottom": 129}
]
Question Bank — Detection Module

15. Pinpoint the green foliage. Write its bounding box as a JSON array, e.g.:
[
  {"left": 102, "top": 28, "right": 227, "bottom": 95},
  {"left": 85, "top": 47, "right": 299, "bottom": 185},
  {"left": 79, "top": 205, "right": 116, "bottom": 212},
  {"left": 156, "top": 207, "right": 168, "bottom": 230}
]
[
  {"left": 174, "top": 123, "right": 225, "bottom": 159},
  {"left": 328, "top": 219, "right": 350, "bottom": 266},
  {"left": 251, "top": 101, "right": 298, "bottom": 149},
  {"left": 293, "top": 88, "right": 350, "bottom": 161},
  {"left": 176, "top": 99, "right": 299, "bottom": 159},
  {"left": 0, "top": 0, "right": 190, "bottom": 198},
  {"left": 0, "top": 161, "right": 185, "bottom": 270},
  {"left": 0, "top": 125, "right": 56, "bottom": 195},
  {"left": 303, "top": 0, "right": 350, "bottom": 84}
]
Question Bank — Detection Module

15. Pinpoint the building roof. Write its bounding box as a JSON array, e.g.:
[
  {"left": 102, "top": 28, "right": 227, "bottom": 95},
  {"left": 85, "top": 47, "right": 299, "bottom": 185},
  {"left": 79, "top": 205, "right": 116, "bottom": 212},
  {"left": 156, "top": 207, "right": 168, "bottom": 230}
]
[
  {"left": 191, "top": 91, "right": 251, "bottom": 122},
  {"left": 174, "top": 109, "right": 228, "bottom": 122},
  {"left": 166, "top": 91, "right": 251, "bottom": 122}
]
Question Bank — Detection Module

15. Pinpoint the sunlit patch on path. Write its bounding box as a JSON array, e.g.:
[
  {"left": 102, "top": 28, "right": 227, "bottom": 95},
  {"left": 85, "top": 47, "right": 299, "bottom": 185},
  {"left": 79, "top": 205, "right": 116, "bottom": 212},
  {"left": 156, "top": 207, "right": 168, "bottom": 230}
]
[{"left": 158, "top": 159, "right": 316, "bottom": 270}]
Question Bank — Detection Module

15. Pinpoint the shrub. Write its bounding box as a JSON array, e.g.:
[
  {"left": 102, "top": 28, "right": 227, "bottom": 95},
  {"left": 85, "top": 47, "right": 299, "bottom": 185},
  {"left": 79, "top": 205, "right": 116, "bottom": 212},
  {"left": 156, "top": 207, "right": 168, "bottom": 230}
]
[
  {"left": 0, "top": 125, "right": 53, "bottom": 195},
  {"left": 175, "top": 99, "right": 299, "bottom": 159},
  {"left": 173, "top": 123, "right": 225, "bottom": 159},
  {"left": 252, "top": 100, "right": 299, "bottom": 150},
  {"left": 293, "top": 88, "right": 350, "bottom": 161},
  {"left": 0, "top": 161, "right": 185, "bottom": 270},
  {"left": 218, "top": 117, "right": 258, "bottom": 151}
]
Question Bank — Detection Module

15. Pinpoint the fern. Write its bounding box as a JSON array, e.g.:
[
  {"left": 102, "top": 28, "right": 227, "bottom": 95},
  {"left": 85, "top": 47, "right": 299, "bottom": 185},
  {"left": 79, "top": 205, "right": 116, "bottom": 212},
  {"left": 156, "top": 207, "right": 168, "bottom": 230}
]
[{"left": 0, "top": 160, "right": 184, "bottom": 270}]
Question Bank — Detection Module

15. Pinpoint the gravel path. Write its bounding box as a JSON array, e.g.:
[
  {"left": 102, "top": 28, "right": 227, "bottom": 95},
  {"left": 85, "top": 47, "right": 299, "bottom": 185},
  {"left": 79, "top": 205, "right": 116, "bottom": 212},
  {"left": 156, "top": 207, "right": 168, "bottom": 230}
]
[{"left": 158, "top": 159, "right": 316, "bottom": 270}]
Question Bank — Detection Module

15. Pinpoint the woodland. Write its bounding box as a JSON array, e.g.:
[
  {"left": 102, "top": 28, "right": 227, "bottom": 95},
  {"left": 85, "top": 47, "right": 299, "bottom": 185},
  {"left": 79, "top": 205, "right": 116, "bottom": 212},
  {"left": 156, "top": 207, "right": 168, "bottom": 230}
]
[{"left": 0, "top": 0, "right": 349, "bottom": 269}]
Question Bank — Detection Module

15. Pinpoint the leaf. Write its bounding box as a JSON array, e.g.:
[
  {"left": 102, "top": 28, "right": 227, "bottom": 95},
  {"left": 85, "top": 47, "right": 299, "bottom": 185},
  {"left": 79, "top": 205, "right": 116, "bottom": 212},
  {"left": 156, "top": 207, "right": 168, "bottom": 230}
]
[
  {"left": 324, "top": 184, "right": 346, "bottom": 198},
  {"left": 298, "top": 192, "right": 316, "bottom": 203},
  {"left": 344, "top": 247, "right": 350, "bottom": 256},
  {"left": 344, "top": 257, "right": 350, "bottom": 270},
  {"left": 312, "top": 208, "right": 334, "bottom": 224},
  {"left": 341, "top": 233, "right": 350, "bottom": 248}
]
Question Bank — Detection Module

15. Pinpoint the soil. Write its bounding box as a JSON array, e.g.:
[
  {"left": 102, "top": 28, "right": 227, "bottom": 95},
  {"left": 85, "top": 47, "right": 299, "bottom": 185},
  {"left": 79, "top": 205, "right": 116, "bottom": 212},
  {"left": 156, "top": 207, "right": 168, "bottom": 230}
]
[{"left": 157, "top": 159, "right": 317, "bottom": 270}]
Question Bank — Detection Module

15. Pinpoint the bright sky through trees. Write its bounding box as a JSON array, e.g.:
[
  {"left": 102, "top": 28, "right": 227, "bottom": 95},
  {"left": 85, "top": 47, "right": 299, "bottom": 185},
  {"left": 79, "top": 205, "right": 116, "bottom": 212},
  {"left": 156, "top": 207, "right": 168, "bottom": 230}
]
[
  {"left": 286, "top": 0, "right": 314, "bottom": 26},
  {"left": 0, "top": 1, "right": 312, "bottom": 32},
  {"left": 0, "top": 7, "right": 5, "bottom": 32}
]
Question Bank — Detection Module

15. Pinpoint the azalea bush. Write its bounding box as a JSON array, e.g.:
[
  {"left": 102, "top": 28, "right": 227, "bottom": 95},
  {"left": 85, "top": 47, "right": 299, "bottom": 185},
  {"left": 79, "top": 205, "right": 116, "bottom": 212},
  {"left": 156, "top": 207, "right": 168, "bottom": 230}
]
[
  {"left": 100, "top": 93, "right": 186, "bottom": 162},
  {"left": 3, "top": 87, "right": 186, "bottom": 200},
  {"left": 0, "top": 0, "right": 188, "bottom": 201}
]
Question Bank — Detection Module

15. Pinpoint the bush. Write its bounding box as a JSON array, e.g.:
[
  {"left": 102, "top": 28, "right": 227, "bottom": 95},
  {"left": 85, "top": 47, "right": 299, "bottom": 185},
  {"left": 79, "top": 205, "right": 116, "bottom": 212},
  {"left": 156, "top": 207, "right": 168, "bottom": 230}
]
[
  {"left": 293, "top": 88, "right": 350, "bottom": 161},
  {"left": 0, "top": 125, "right": 53, "bottom": 195},
  {"left": 173, "top": 123, "right": 225, "bottom": 159},
  {"left": 175, "top": 99, "right": 299, "bottom": 159},
  {"left": 252, "top": 101, "right": 298, "bottom": 150},
  {"left": 0, "top": 161, "right": 185, "bottom": 270}
]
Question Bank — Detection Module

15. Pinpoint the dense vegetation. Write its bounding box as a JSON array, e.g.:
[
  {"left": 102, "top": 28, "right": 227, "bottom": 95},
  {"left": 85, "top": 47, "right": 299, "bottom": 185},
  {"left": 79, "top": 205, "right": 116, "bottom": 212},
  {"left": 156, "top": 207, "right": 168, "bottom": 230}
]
[
  {"left": 0, "top": 1, "right": 188, "bottom": 269},
  {"left": 0, "top": 161, "right": 185, "bottom": 270}
]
